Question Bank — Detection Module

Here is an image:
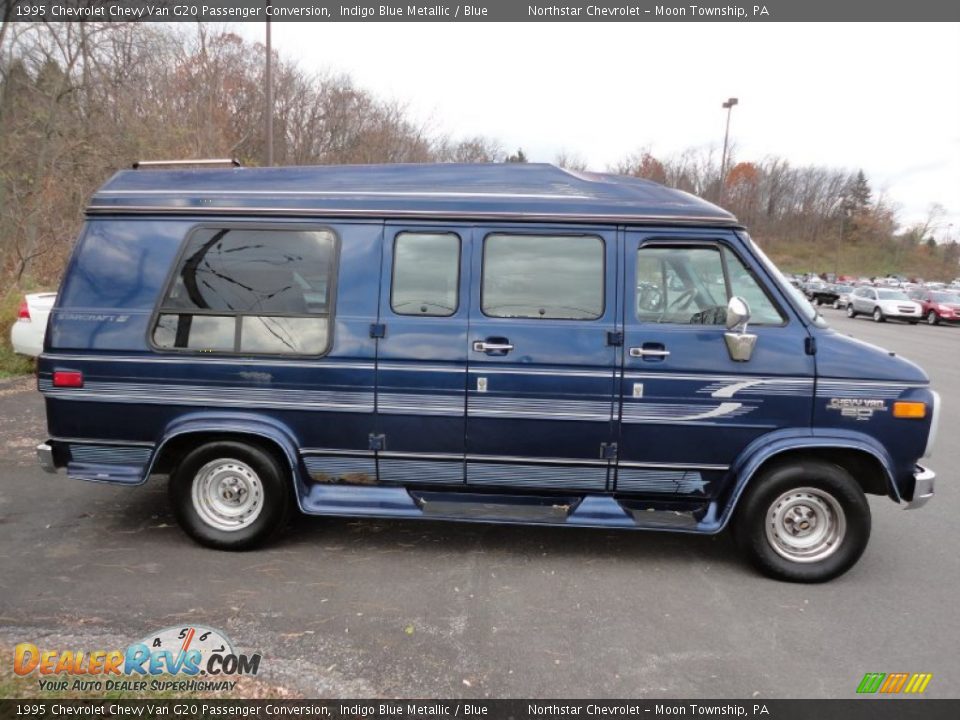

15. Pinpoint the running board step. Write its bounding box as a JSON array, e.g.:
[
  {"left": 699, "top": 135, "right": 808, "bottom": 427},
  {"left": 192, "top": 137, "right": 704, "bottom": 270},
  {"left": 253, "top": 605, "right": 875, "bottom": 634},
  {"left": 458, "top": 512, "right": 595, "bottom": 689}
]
[{"left": 301, "top": 485, "right": 716, "bottom": 532}]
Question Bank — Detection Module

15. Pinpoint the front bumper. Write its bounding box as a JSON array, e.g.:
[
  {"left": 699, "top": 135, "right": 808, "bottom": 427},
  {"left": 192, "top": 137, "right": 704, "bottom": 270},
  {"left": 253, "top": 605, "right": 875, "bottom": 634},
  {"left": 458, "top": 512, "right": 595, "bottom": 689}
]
[
  {"left": 906, "top": 465, "right": 935, "bottom": 509},
  {"left": 37, "top": 443, "right": 56, "bottom": 473}
]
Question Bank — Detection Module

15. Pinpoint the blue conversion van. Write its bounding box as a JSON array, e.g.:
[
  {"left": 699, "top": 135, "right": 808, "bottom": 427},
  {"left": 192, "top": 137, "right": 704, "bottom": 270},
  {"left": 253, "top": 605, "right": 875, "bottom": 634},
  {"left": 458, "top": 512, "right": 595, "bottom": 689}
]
[{"left": 37, "top": 161, "right": 938, "bottom": 582}]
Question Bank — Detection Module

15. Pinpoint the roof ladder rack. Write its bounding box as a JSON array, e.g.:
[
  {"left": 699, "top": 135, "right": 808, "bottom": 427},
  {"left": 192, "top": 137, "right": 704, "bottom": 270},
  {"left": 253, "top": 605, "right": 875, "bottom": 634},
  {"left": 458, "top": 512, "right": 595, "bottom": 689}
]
[{"left": 132, "top": 158, "right": 242, "bottom": 169}]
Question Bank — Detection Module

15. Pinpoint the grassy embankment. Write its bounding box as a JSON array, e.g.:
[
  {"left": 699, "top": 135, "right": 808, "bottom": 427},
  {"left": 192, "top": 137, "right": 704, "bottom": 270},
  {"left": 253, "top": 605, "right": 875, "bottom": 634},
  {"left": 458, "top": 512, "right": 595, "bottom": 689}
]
[{"left": 0, "top": 288, "right": 40, "bottom": 378}]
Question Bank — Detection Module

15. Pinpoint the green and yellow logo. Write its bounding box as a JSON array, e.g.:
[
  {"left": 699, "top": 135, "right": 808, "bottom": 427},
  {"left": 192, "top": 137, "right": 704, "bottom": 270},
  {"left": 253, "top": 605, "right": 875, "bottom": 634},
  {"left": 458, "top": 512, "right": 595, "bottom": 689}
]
[{"left": 857, "top": 672, "right": 932, "bottom": 694}]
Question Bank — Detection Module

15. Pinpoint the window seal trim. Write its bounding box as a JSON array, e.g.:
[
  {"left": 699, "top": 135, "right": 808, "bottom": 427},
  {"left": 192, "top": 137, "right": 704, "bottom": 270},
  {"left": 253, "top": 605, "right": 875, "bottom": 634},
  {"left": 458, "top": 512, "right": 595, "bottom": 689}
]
[
  {"left": 479, "top": 231, "right": 607, "bottom": 322},
  {"left": 147, "top": 222, "right": 341, "bottom": 358},
  {"left": 389, "top": 230, "right": 462, "bottom": 318}
]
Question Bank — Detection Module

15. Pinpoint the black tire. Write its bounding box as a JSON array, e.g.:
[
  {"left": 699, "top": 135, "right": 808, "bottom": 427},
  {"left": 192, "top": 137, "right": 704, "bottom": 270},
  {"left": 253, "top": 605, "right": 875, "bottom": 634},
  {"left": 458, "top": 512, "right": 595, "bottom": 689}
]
[
  {"left": 832, "top": 300, "right": 840, "bottom": 309},
  {"left": 169, "top": 440, "right": 291, "bottom": 550},
  {"left": 872, "top": 307, "right": 885, "bottom": 323},
  {"left": 846, "top": 305, "right": 856, "bottom": 318},
  {"left": 732, "top": 459, "right": 871, "bottom": 583},
  {"left": 927, "top": 311, "right": 939, "bottom": 326}
]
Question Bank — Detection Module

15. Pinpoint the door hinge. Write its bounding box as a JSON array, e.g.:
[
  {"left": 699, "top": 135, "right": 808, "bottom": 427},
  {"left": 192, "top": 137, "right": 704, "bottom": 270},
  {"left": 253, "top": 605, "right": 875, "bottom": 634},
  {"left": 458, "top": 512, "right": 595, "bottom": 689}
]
[
  {"left": 369, "top": 323, "right": 386, "bottom": 339},
  {"left": 368, "top": 434, "right": 386, "bottom": 451},
  {"left": 805, "top": 336, "right": 817, "bottom": 355},
  {"left": 600, "top": 442, "right": 618, "bottom": 460},
  {"left": 606, "top": 331, "right": 624, "bottom": 347}
]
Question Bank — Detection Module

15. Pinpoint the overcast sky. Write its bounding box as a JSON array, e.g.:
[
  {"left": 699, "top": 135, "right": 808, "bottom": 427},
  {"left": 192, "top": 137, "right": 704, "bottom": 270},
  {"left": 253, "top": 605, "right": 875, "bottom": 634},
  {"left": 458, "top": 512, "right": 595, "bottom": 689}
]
[{"left": 239, "top": 22, "right": 960, "bottom": 238}]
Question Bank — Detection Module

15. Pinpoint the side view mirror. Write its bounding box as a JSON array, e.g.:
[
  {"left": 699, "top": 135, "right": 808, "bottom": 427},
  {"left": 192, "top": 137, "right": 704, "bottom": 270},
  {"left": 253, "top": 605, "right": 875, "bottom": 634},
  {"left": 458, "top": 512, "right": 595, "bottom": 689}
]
[
  {"left": 726, "top": 296, "right": 751, "bottom": 332},
  {"left": 724, "top": 296, "right": 757, "bottom": 362}
]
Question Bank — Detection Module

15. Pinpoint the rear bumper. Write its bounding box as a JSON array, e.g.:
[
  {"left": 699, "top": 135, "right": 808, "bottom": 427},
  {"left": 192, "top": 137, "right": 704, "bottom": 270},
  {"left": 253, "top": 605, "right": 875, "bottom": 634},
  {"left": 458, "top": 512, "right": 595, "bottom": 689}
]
[
  {"left": 906, "top": 465, "right": 935, "bottom": 509},
  {"left": 10, "top": 322, "right": 43, "bottom": 357}
]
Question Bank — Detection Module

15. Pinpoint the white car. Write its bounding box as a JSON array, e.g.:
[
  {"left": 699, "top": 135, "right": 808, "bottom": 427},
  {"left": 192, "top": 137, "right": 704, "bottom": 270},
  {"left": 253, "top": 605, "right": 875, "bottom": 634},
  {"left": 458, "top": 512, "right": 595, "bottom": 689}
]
[
  {"left": 846, "top": 286, "right": 921, "bottom": 324},
  {"left": 10, "top": 292, "right": 57, "bottom": 357}
]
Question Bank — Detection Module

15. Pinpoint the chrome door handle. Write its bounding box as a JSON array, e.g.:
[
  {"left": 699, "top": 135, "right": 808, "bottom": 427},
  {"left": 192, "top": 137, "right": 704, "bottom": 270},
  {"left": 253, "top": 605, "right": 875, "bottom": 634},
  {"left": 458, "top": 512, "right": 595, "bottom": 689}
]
[
  {"left": 473, "top": 341, "right": 514, "bottom": 352},
  {"left": 630, "top": 347, "right": 670, "bottom": 358}
]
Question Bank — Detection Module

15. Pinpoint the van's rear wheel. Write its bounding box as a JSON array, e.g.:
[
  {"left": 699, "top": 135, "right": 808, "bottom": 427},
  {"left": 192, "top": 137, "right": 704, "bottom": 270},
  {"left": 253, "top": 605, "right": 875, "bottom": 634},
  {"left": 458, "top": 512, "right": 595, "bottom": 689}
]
[
  {"left": 733, "top": 459, "right": 870, "bottom": 582},
  {"left": 170, "top": 441, "right": 290, "bottom": 550}
]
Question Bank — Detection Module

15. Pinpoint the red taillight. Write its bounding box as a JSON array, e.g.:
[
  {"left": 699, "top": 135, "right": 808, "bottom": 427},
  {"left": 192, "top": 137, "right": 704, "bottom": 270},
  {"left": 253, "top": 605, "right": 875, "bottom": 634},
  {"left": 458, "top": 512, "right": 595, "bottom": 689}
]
[
  {"left": 17, "top": 300, "right": 30, "bottom": 321},
  {"left": 53, "top": 371, "right": 83, "bottom": 388}
]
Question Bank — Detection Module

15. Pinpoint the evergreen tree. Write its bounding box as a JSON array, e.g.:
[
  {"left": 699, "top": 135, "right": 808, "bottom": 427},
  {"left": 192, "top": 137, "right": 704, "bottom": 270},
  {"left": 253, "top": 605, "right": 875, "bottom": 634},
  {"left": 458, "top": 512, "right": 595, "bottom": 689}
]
[
  {"left": 505, "top": 148, "right": 528, "bottom": 163},
  {"left": 848, "top": 170, "right": 872, "bottom": 210}
]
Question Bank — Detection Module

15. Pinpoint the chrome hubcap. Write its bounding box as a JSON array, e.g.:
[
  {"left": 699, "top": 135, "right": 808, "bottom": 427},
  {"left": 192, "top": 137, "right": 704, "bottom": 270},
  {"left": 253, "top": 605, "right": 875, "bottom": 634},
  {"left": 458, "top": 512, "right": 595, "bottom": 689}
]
[
  {"left": 191, "top": 459, "right": 264, "bottom": 532},
  {"left": 765, "top": 487, "right": 846, "bottom": 563}
]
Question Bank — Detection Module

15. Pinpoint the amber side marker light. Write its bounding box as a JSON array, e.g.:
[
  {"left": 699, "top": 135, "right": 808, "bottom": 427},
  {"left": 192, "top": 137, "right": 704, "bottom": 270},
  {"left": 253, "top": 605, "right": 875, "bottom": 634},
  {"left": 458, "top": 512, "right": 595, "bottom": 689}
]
[{"left": 893, "top": 401, "right": 926, "bottom": 419}]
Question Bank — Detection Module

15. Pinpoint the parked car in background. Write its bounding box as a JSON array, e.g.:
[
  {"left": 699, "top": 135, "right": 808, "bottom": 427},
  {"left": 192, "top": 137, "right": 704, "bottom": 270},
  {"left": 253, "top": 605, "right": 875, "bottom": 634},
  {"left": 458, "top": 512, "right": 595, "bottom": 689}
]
[
  {"left": 806, "top": 282, "right": 840, "bottom": 307},
  {"left": 10, "top": 292, "right": 57, "bottom": 357},
  {"left": 908, "top": 289, "right": 960, "bottom": 325},
  {"left": 847, "top": 286, "right": 921, "bottom": 323},
  {"left": 831, "top": 284, "right": 854, "bottom": 309}
]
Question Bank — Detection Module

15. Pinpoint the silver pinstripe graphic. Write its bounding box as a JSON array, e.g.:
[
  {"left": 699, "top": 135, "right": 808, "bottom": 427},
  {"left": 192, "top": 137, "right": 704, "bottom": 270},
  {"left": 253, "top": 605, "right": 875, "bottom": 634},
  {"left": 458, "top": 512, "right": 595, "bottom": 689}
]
[
  {"left": 69, "top": 445, "right": 152, "bottom": 466},
  {"left": 616, "top": 468, "right": 709, "bottom": 494},
  {"left": 815, "top": 380, "right": 917, "bottom": 399},
  {"left": 467, "top": 463, "right": 607, "bottom": 490},
  {"left": 379, "top": 460, "right": 464, "bottom": 485},
  {"left": 469, "top": 396, "right": 612, "bottom": 421},
  {"left": 40, "top": 379, "right": 374, "bottom": 412},
  {"left": 621, "top": 401, "right": 753, "bottom": 423},
  {"left": 304, "top": 456, "right": 377, "bottom": 482}
]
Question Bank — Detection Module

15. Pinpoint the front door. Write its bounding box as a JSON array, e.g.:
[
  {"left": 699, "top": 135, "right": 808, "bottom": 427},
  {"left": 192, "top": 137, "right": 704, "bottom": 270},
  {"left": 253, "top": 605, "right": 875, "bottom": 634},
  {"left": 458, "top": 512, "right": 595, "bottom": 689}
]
[
  {"left": 616, "top": 231, "right": 814, "bottom": 496},
  {"left": 464, "top": 226, "right": 619, "bottom": 491}
]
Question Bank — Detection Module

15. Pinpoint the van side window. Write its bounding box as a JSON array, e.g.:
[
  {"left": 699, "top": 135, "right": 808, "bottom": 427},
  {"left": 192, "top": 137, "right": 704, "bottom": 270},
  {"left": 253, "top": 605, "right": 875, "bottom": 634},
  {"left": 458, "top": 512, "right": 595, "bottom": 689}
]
[
  {"left": 152, "top": 227, "right": 336, "bottom": 355},
  {"left": 636, "top": 245, "right": 784, "bottom": 325},
  {"left": 636, "top": 246, "right": 727, "bottom": 324},
  {"left": 722, "top": 248, "right": 785, "bottom": 324},
  {"left": 391, "top": 233, "right": 460, "bottom": 316},
  {"left": 482, "top": 234, "right": 604, "bottom": 320}
]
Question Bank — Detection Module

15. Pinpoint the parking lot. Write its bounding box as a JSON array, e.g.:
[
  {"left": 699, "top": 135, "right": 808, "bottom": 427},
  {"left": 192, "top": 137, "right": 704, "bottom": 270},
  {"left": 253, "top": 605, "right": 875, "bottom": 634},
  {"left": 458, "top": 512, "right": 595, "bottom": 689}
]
[{"left": 1, "top": 308, "right": 958, "bottom": 699}]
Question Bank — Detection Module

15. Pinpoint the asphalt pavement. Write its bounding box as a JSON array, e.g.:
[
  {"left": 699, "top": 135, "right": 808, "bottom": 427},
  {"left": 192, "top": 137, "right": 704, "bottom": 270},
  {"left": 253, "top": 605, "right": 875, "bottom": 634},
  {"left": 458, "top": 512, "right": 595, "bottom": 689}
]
[{"left": 1, "top": 309, "right": 958, "bottom": 698}]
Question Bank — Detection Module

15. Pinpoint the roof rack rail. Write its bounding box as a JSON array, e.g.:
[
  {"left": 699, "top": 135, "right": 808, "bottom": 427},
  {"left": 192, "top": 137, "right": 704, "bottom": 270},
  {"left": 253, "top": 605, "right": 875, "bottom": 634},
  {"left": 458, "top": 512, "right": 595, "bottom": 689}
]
[{"left": 132, "top": 158, "right": 241, "bottom": 170}]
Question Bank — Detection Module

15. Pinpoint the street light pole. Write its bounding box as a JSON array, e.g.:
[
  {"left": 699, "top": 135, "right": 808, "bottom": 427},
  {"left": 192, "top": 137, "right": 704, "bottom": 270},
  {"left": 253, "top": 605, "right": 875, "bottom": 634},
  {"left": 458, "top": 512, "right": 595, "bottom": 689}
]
[
  {"left": 833, "top": 197, "right": 850, "bottom": 278},
  {"left": 265, "top": 3, "right": 274, "bottom": 167},
  {"left": 719, "top": 97, "right": 738, "bottom": 202}
]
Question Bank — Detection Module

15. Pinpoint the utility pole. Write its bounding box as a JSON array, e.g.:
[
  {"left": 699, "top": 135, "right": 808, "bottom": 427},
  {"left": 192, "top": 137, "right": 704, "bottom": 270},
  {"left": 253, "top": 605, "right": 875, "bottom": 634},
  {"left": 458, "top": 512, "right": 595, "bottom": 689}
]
[{"left": 265, "top": 3, "right": 274, "bottom": 166}]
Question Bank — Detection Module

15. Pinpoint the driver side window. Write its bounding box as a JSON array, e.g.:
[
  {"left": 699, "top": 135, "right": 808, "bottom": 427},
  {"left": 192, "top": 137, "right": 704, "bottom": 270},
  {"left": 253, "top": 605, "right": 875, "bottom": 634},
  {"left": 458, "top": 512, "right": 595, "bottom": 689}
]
[
  {"left": 635, "top": 244, "right": 785, "bottom": 325},
  {"left": 636, "top": 246, "right": 727, "bottom": 324}
]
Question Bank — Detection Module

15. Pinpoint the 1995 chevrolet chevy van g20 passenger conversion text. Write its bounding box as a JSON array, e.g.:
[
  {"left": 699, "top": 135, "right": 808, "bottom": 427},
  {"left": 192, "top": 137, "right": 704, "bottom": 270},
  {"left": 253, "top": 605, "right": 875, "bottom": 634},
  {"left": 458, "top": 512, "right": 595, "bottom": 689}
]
[{"left": 36, "top": 161, "right": 939, "bottom": 582}]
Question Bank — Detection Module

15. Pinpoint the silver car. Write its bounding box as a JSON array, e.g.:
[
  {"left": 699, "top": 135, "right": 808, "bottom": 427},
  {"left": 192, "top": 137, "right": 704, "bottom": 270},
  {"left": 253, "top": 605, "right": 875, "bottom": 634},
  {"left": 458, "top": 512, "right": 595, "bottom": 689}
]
[
  {"left": 832, "top": 284, "right": 855, "bottom": 309},
  {"left": 846, "top": 286, "right": 921, "bottom": 323}
]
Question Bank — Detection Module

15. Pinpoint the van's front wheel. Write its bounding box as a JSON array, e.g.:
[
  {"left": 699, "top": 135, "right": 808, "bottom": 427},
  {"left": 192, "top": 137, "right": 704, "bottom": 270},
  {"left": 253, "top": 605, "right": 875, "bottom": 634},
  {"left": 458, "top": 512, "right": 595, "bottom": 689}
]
[
  {"left": 733, "top": 460, "right": 870, "bottom": 582},
  {"left": 170, "top": 441, "right": 290, "bottom": 550}
]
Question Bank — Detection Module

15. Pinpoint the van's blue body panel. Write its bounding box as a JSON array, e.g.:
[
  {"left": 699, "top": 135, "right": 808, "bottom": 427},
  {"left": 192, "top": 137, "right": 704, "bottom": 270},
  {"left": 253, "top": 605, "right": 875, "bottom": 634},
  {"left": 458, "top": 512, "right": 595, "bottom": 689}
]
[
  {"left": 89, "top": 163, "right": 737, "bottom": 226},
  {"left": 39, "top": 163, "right": 937, "bottom": 535}
]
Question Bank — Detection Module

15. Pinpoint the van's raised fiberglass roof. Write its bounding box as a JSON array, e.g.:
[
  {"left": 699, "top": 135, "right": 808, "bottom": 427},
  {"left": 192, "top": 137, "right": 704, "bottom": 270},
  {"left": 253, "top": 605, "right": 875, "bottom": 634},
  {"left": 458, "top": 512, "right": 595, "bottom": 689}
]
[{"left": 89, "top": 162, "right": 739, "bottom": 226}]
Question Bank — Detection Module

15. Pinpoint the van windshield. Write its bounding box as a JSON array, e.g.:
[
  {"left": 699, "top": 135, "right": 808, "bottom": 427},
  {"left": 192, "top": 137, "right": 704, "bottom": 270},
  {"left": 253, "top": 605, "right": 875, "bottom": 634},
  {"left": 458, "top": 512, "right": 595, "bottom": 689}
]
[{"left": 743, "top": 234, "right": 825, "bottom": 327}]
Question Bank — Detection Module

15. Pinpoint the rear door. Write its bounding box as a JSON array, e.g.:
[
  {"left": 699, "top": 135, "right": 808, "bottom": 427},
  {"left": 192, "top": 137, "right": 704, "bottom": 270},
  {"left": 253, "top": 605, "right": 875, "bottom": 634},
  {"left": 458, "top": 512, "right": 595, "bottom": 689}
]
[
  {"left": 464, "top": 225, "right": 619, "bottom": 491},
  {"left": 616, "top": 231, "right": 814, "bottom": 495},
  {"left": 374, "top": 225, "right": 471, "bottom": 486}
]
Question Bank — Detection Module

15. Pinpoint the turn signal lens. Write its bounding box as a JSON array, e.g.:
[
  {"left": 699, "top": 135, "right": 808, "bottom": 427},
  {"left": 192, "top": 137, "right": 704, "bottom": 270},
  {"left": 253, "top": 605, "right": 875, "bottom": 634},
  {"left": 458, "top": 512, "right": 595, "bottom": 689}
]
[
  {"left": 893, "top": 401, "right": 926, "bottom": 419},
  {"left": 52, "top": 371, "right": 84, "bottom": 388}
]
